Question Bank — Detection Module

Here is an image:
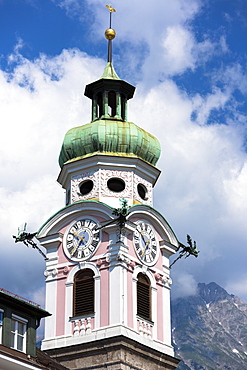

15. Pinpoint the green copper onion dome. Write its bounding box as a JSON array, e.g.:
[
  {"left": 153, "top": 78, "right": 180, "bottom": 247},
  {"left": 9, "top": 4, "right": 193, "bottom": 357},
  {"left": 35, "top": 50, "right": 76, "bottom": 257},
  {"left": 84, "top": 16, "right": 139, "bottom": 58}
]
[
  {"left": 59, "top": 30, "right": 161, "bottom": 168},
  {"left": 59, "top": 118, "right": 161, "bottom": 167}
]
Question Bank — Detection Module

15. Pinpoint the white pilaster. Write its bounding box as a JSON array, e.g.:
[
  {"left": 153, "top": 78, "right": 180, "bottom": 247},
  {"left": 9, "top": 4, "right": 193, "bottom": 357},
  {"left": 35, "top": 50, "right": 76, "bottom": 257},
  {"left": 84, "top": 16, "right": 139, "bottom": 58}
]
[
  {"left": 162, "top": 283, "right": 172, "bottom": 346},
  {"left": 106, "top": 227, "right": 129, "bottom": 326},
  {"left": 65, "top": 281, "right": 73, "bottom": 336},
  {"left": 152, "top": 285, "right": 158, "bottom": 339},
  {"left": 94, "top": 275, "right": 100, "bottom": 329},
  {"left": 43, "top": 277, "right": 57, "bottom": 340}
]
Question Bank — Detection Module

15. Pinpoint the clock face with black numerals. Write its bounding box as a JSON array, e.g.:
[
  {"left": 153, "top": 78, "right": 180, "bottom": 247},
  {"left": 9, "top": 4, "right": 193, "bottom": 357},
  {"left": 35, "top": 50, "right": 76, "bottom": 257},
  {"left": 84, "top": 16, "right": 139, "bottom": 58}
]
[
  {"left": 133, "top": 221, "right": 159, "bottom": 266},
  {"left": 64, "top": 219, "right": 100, "bottom": 261}
]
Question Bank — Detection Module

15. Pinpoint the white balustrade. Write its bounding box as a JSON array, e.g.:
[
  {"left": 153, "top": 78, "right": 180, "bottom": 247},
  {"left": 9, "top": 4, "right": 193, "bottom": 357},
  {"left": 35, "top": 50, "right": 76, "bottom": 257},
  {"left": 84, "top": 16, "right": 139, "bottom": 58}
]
[
  {"left": 71, "top": 317, "right": 93, "bottom": 336},
  {"left": 137, "top": 318, "right": 153, "bottom": 339}
]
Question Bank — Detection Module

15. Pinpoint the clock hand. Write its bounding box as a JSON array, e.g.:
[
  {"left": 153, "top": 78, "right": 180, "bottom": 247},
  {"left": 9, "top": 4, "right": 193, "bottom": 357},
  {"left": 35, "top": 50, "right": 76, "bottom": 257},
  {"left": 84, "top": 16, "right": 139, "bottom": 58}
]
[
  {"left": 140, "top": 232, "right": 150, "bottom": 257},
  {"left": 141, "top": 242, "right": 150, "bottom": 257},
  {"left": 70, "top": 244, "right": 78, "bottom": 256},
  {"left": 73, "top": 230, "right": 86, "bottom": 244},
  {"left": 140, "top": 231, "right": 147, "bottom": 244},
  {"left": 69, "top": 232, "right": 86, "bottom": 257},
  {"left": 73, "top": 230, "right": 82, "bottom": 240}
]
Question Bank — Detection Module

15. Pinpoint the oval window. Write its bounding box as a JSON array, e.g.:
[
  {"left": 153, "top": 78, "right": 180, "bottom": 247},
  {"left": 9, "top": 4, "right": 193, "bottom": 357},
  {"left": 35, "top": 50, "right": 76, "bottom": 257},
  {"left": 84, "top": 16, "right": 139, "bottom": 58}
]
[
  {"left": 107, "top": 178, "right": 125, "bottom": 193},
  {"left": 137, "top": 183, "right": 148, "bottom": 200},
  {"left": 79, "top": 180, "right": 94, "bottom": 195}
]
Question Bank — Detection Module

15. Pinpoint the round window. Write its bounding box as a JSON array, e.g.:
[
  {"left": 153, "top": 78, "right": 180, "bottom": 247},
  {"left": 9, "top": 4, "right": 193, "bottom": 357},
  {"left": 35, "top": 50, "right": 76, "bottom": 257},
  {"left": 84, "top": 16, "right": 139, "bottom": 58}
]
[
  {"left": 79, "top": 180, "right": 94, "bottom": 195},
  {"left": 107, "top": 178, "right": 125, "bottom": 192},
  {"left": 137, "top": 183, "right": 148, "bottom": 200}
]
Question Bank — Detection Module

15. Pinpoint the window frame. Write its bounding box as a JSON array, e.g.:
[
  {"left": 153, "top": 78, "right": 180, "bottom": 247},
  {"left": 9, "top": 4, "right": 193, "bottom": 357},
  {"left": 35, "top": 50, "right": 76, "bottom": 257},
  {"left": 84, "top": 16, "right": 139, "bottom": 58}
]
[
  {"left": 136, "top": 273, "right": 152, "bottom": 322},
  {"left": 73, "top": 269, "right": 95, "bottom": 318},
  {"left": 11, "top": 314, "right": 27, "bottom": 353}
]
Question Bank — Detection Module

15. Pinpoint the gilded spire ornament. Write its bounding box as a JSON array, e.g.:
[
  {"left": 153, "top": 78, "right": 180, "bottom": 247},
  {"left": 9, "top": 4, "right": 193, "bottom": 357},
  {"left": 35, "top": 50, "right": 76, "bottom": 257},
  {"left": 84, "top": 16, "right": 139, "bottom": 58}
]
[
  {"left": 105, "top": 4, "right": 116, "bottom": 62},
  {"left": 106, "top": 4, "right": 116, "bottom": 13}
]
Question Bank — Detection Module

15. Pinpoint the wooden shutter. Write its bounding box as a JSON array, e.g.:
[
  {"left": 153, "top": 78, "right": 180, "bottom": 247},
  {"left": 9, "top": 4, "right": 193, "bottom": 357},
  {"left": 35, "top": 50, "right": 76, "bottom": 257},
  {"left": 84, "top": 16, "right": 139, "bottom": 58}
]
[
  {"left": 137, "top": 273, "right": 151, "bottom": 321},
  {"left": 74, "top": 269, "right": 94, "bottom": 317}
]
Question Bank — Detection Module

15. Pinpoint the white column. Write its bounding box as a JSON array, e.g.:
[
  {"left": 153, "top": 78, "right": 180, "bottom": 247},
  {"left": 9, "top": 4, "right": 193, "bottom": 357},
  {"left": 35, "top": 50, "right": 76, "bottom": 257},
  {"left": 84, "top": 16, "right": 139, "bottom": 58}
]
[
  {"left": 44, "top": 277, "right": 57, "bottom": 339},
  {"left": 95, "top": 275, "right": 100, "bottom": 329},
  {"left": 123, "top": 267, "right": 128, "bottom": 325},
  {"left": 162, "top": 284, "right": 172, "bottom": 346},
  {"left": 132, "top": 276, "right": 137, "bottom": 331},
  {"left": 107, "top": 229, "right": 129, "bottom": 326},
  {"left": 152, "top": 285, "right": 158, "bottom": 339},
  {"left": 65, "top": 281, "right": 73, "bottom": 336},
  {"left": 109, "top": 262, "right": 123, "bottom": 325}
]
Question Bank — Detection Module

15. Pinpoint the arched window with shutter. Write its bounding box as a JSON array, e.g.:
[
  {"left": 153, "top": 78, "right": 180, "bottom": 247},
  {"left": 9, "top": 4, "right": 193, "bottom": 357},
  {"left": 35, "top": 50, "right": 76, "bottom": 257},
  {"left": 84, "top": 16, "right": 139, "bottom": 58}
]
[
  {"left": 73, "top": 269, "right": 95, "bottom": 317},
  {"left": 137, "top": 273, "right": 151, "bottom": 321}
]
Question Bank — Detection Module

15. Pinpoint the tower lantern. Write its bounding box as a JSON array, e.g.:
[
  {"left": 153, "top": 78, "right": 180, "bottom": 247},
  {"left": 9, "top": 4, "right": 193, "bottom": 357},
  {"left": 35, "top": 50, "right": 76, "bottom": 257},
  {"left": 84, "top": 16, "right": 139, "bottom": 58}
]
[{"left": 37, "top": 8, "right": 180, "bottom": 369}]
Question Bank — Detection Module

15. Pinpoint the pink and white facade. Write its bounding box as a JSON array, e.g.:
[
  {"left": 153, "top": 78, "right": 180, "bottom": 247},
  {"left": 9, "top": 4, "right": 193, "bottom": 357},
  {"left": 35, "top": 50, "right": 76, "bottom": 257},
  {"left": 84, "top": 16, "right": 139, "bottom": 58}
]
[{"left": 37, "top": 154, "right": 179, "bottom": 357}]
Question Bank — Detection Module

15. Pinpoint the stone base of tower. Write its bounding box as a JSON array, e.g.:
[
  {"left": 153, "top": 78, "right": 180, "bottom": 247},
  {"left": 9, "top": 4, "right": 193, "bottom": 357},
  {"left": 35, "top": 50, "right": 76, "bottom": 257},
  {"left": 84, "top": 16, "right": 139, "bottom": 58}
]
[{"left": 44, "top": 335, "right": 180, "bottom": 370}]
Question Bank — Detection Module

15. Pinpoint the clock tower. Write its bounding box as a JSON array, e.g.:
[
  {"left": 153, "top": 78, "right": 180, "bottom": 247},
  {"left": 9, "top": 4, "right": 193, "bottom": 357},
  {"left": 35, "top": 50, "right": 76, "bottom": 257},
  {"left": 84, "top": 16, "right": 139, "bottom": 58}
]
[{"left": 37, "top": 15, "right": 180, "bottom": 370}]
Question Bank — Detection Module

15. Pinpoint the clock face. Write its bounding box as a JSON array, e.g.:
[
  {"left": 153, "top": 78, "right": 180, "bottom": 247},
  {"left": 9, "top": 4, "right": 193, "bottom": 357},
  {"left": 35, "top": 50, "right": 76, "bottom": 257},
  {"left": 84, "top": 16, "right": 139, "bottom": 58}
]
[
  {"left": 64, "top": 219, "right": 100, "bottom": 261},
  {"left": 133, "top": 221, "right": 159, "bottom": 266}
]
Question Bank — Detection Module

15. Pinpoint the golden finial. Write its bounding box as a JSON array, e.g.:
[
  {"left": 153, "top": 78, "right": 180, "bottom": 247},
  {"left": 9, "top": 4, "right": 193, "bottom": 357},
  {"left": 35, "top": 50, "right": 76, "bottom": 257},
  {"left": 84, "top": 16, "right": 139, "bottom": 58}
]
[
  {"left": 105, "top": 28, "right": 116, "bottom": 40},
  {"left": 105, "top": 4, "right": 116, "bottom": 62},
  {"left": 106, "top": 4, "right": 116, "bottom": 13},
  {"left": 105, "top": 4, "right": 116, "bottom": 29}
]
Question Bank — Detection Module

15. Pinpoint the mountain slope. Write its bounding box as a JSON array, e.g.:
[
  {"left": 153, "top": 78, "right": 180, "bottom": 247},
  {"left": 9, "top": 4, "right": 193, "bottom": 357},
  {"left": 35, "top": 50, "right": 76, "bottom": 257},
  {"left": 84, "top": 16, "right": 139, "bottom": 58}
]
[{"left": 171, "top": 282, "right": 247, "bottom": 370}]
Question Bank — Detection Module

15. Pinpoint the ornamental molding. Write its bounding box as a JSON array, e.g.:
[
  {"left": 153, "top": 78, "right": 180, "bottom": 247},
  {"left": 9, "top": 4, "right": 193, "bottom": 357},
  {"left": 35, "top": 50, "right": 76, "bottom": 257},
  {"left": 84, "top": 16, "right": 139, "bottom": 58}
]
[
  {"left": 154, "top": 272, "right": 162, "bottom": 282},
  {"left": 79, "top": 261, "right": 86, "bottom": 270},
  {"left": 66, "top": 261, "right": 100, "bottom": 285},
  {"left": 44, "top": 268, "right": 58, "bottom": 278},
  {"left": 106, "top": 251, "right": 131, "bottom": 266},
  {"left": 96, "top": 258, "right": 103, "bottom": 267},
  {"left": 96, "top": 258, "right": 109, "bottom": 269},
  {"left": 100, "top": 169, "right": 133, "bottom": 198},
  {"left": 133, "top": 265, "right": 156, "bottom": 289},
  {"left": 71, "top": 170, "right": 99, "bottom": 203},
  {"left": 162, "top": 275, "right": 172, "bottom": 288},
  {"left": 141, "top": 265, "right": 148, "bottom": 275},
  {"left": 105, "top": 241, "right": 131, "bottom": 266},
  {"left": 133, "top": 174, "right": 152, "bottom": 206},
  {"left": 63, "top": 266, "right": 69, "bottom": 275},
  {"left": 117, "top": 252, "right": 131, "bottom": 265},
  {"left": 154, "top": 272, "right": 172, "bottom": 287}
]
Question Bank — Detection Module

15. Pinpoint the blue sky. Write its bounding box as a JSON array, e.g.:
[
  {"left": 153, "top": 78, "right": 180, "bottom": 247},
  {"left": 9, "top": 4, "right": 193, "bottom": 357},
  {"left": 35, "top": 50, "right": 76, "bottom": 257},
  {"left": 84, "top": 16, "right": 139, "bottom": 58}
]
[{"left": 0, "top": 0, "right": 247, "bottom": 307}]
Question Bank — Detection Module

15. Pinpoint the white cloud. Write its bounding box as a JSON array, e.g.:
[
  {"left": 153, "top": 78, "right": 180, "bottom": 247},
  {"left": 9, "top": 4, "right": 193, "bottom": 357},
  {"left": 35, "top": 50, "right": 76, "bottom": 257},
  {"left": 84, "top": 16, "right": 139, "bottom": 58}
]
[
  {"left": 213, "top": 63, "right": 247, "bottom": 95},
  {"left": 53, "top": 0, "right": 82, "bottom": 15},
  {"left": 161, "top": 26, "right": 196, "bottom": 75},
  {"left": 160, "top": 28, "right": 228, "bottom": 77},
  {"left": 171, "top": 272, "right": 198, "bottom": 299},
  {"left": 219, "top": 35, "right": 229, "bottom": 53},
  {"left": 192, "top": 88, "right": 231, "bottom": 125},
  {"left": 0, "top": 48, "right": 104, "bottom": 191}
]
